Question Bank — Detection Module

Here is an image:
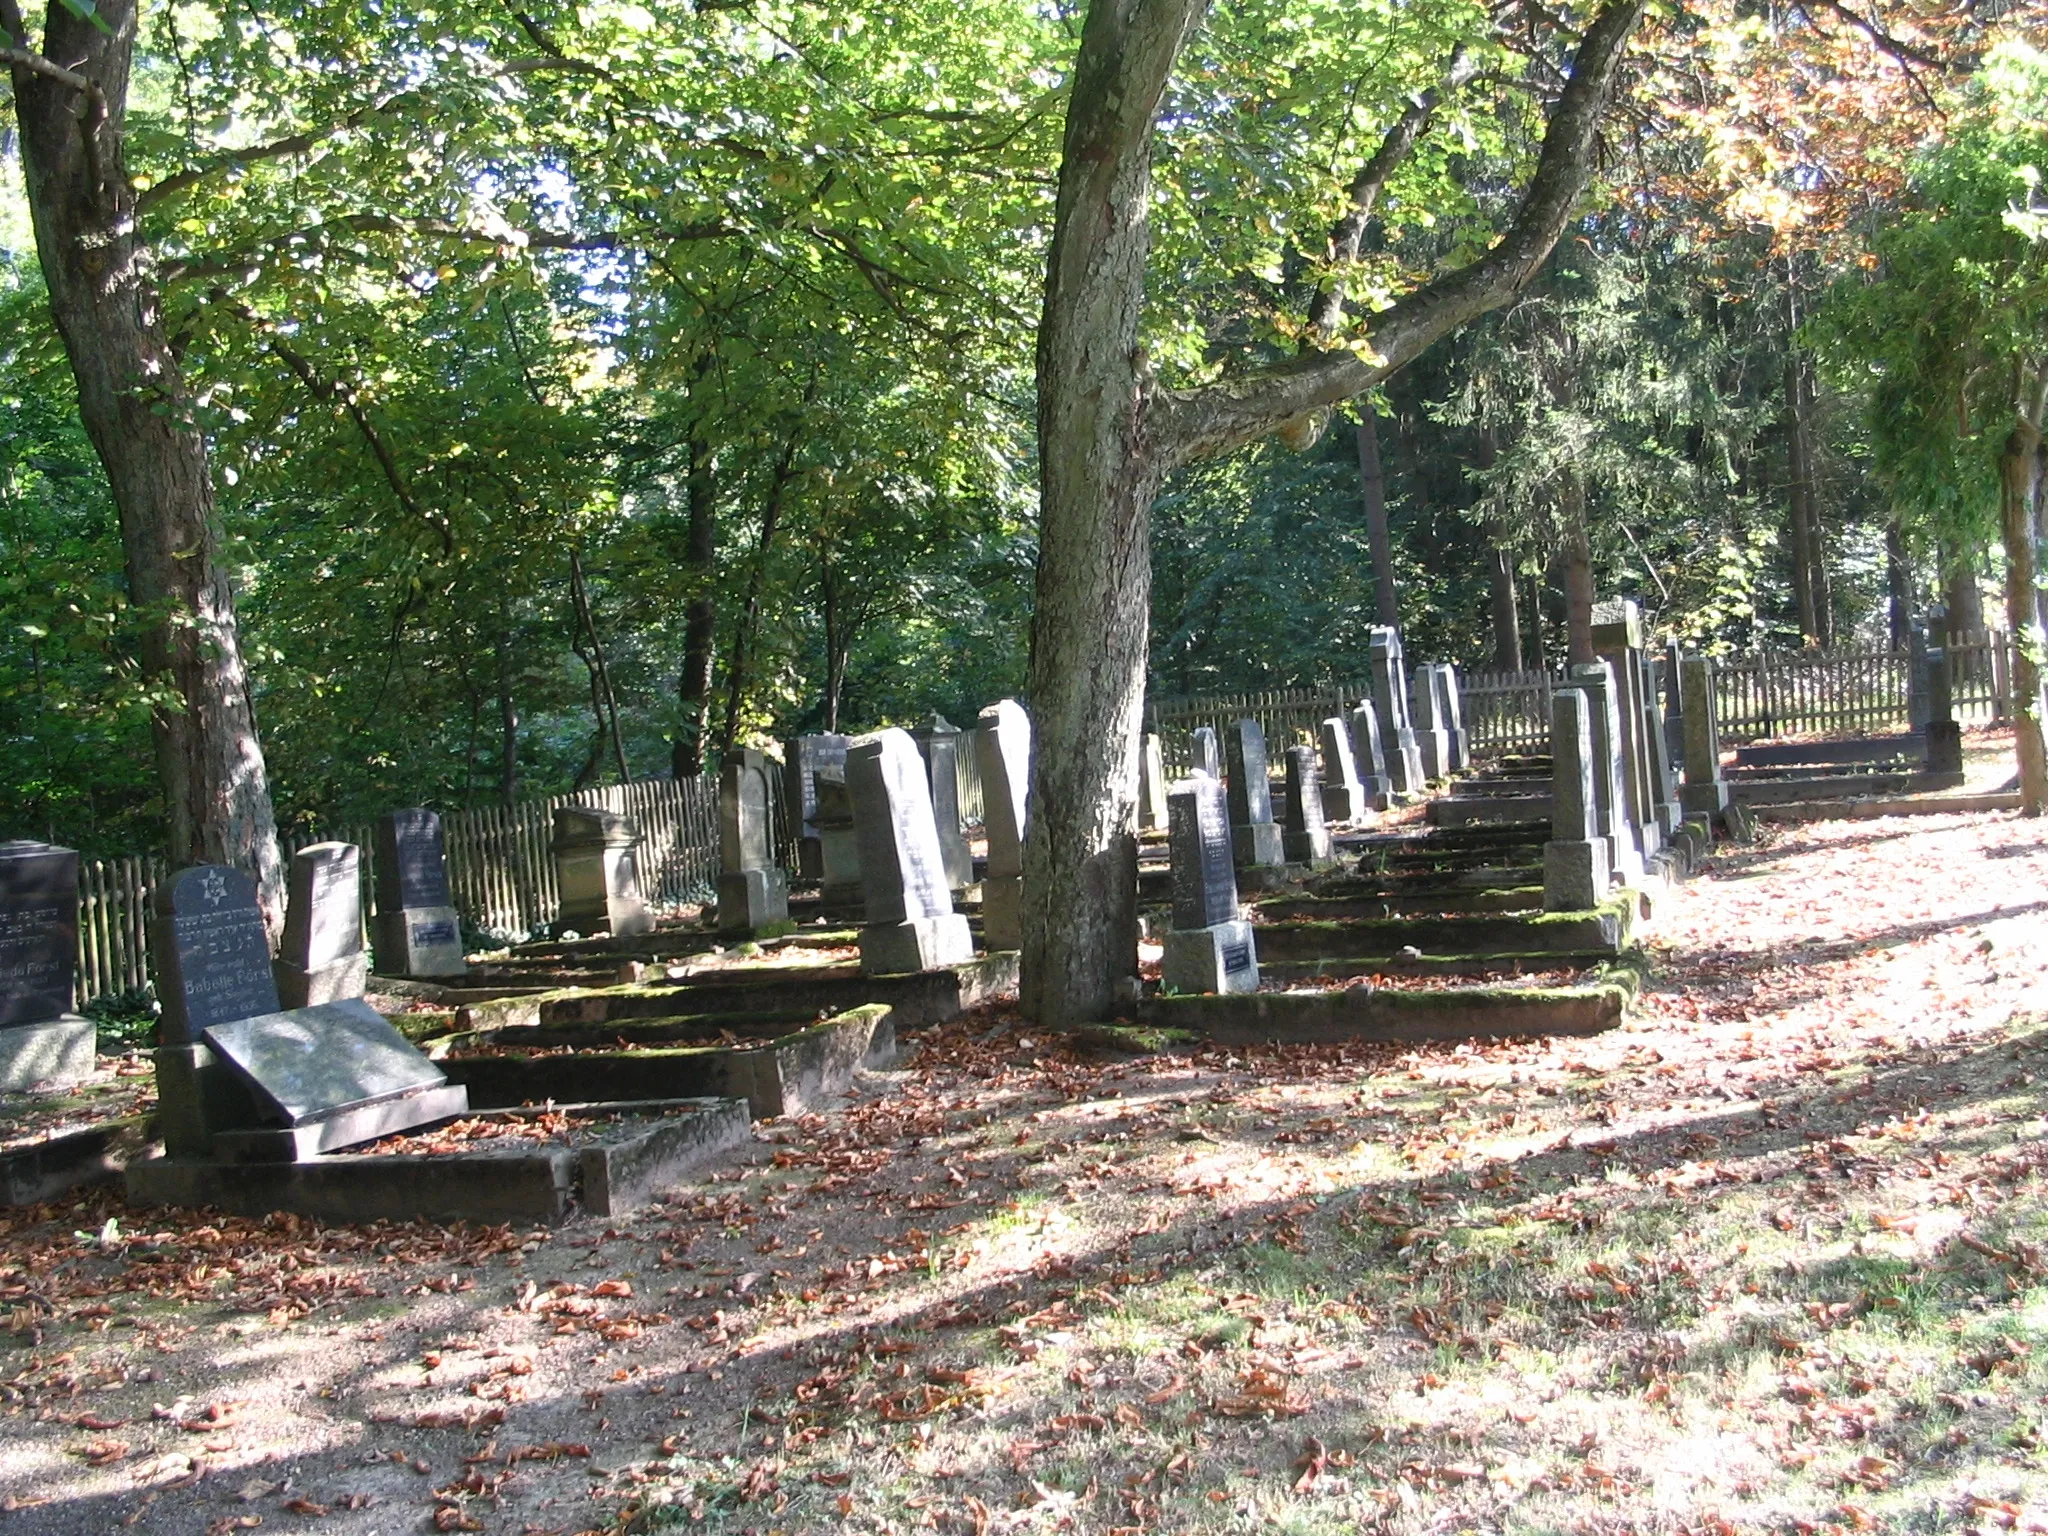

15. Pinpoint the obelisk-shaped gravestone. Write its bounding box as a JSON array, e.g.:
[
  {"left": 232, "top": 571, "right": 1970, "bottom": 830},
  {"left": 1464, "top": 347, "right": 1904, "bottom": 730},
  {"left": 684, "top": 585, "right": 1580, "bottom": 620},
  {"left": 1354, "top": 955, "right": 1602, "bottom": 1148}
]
[
  {"left": 0, "top": 842, "right": 94, "bottom": 1091},
  {"left": 847, "top": 729, "right": 975, "bottom": 975},
  {"left": 1162, "top": 776, "right": 1257, "bottom": 995},
  {"left": 276, "top": 842, "right": 367, "bottom": 1008},
  {"left": 1924, "top": 642, "right": 1964, "bottom": 776},
  {"left": 1439, "top": 666, "right": 1471, "bottom": 773},
  {"left": 975, "top": 700, "right": 1031, "bottom": 952},
  {"left": 1282, "top": 745, "right": 1333, "bottom": 864},
  {"left": 1678, "top": 655, "right": 1732, "bottom": 819},
  {"left": 1410, "top": 664, "right": 1451, "bottom": 781},
  {"left": 717, "top": 749, "right": 792, "bottom": 938},
  {"left": 1223, "top": 719, "right": 1285, "bottom": 870},
  {"left": 1350, "top": 702, "right": 1394, "bottom": 811},
  {"left": 371, "top": 810, "right": 466, "bottom": 978},
  {"left": 1188, "top": 726, "right": 1221, "bottom": 779},
  {"left": 1570, "top": 660, "right": 1644, "bottom": 886},
  {"left": 552, "top": 807, "right": 654, "bottom": 937},
  {"left": 910, "top": 715, "right": 976, "bottom": 898},
  {"left": 1543, "top": 689, "right": 1611, "bottom": 911},
  {"left": 784, "top": 734, "right": 851, "bottom": 880},
  {"left": 1137, "top": 733, "right": 1169, "bottom": 833},
  {"left": 1368, "top": 627, "right": 1425, "bottom": 794},
  {"left": 1317, "top": 716, "right": 1366, "bottom": 823}
]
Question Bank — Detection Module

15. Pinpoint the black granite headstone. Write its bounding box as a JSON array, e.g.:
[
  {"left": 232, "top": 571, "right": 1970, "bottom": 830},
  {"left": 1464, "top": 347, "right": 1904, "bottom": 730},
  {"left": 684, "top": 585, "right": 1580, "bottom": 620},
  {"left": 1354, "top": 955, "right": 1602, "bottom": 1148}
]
[
  {"left": 1168, "top": 776, "right": 1238, "bottom": 931},
  {"left": 0, "top": 842, "right": 78, "bottom": 1028},
  {"left": 374, "top": 809, "right": 450, "bottom": 912},
  {"left": 151, "top": 865, "right": 279, "bottom": 1045},
  {"left": 784, "top": 734, "right": 851, "bottom": 841},
  {"left": 1224, "top": 719, "right": 1274, "bottom": 826}
]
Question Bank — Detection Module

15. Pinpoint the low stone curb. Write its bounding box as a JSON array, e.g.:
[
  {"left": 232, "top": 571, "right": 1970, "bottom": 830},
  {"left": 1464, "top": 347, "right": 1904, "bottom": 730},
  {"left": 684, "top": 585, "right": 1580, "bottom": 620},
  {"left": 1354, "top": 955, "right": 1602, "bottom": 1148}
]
[{"left": 1750, "top": 792, "right": 2021, "bottom": 823}]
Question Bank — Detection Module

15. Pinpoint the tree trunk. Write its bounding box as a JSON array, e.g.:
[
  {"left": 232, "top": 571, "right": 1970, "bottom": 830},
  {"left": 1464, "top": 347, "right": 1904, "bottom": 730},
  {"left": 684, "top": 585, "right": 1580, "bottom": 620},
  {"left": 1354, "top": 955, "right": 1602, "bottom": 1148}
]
[
  {"left": 1562, "top": 480, "right": 1595, "bottom": 666},
  {"left": 569, "top": 550, "right": 629, "bottom": 782},
  {"left": 1885, "top": 518, "right": 1911, "bottom": 649},
  {"left": 1354, "top": 406, "right": 1399, "bottom": 627},
  {"left": 819, "top": 556, "right": 848, "bottom": 734},
  {"left": 1488, "top": 539, "right": 1522, "bottom": 672},
  {"left": 1019, "top": 0, "right": 1200, "bottom": 1026},
  {"left": 1998, "top": 409, "right": 2046, "bottom": 815},
  {"left": 1782, "top": 277, "right": 1827, "bottom": 647},
  {"left": 1942, "top": 547, "right": 1986, "bottom": 636},
  {"left": 9, "top": 0, "right": 284, "bottom": 920},
  {"left": 672, "top": 430, "right": 717, "bottom": 778},
  {"left": 719, "top": 425, "right": 802, "bottom": 757},
  {"left": 495, "top": 613, "right": 519, "bottom": 807},
  {"left": 1526, "top": 568, "right": 1546, "bottom": 676}
]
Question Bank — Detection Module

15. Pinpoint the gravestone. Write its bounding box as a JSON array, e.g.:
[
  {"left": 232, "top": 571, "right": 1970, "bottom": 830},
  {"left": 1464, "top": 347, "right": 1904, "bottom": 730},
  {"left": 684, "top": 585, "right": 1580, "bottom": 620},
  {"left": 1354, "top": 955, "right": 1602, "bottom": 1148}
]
[
  {"left": 1439, "top": 666, "right": 1471, "bottom": 773},
  {"left": 151, "top": 867, "right": 466, "bottom": 1161},
  {"left": 552, "top": 807, "right": 654, "bottom": 938},
  {"left": 717, "top": 749, "right": 791, "bottom": 938},
  {"left": 847, "top": 729, "right": 975, "bottom": 975},
  {"left": 1162, "top": 776, "right": 1258, "bottom": 995},
  {"left": 1223, "top": 719, "right": 1285, "bottom": 869},
  {"left": 1317, "top": 716, "right": 1366, "bottom": 822},
  {"left": 1660, "top": 640, "right": 1687, "bottom": 772},
  {"left": 1282, "top": 745, "right": 1334, "bottom": 864},
  {"left": 1591, "top": 600, "right": 1662, "bottom": 860},
  {"left": 1137, "top": 733, "right": 1169, "bottom": 833},
  {"left": 1570, "top": 660, "right": 1645, "bottom": 886},
  {"left": 1410, "top": 664, "right": 1452, "bottom": 781},
  {"left": 910, "top": 715, "right": 976, "bottom": 897},
  {"left": 1678, "top": 655, "right": 1732, "bottom": 819},
  {"left": 1368, "top": 627, "right": 1426, "bottom": 794},
  {"left": 784, "top": 734, "right": 851, "bottom": 880},
  {"left": 276, "top": 843, "right": 367, "bottom": 1008},
  {"left": 975, "top": 700, "right": 1031, "bottom": 952},
  {"left": 813, "top": 768, "right": 865, "bottom": 919},
  {"left": 1907, "top": 624, "right": 1931, "bottom": 732},
  {"left": 1188, "top": 726, "right": 1221, "bottom": 779},
  {"left": 1543, "top": 689, "right": 1610, "bottom": 912},
  {"left": 1639, "top": 667, "right": 1683, "bottom": 839},
  {"left": 371, "top": 809, "right": 465, "bottom": 978},
  {"left": 0, "top": 842, "right": 94, "bottom": 1091},
  {"left": 1924, "top": 642, "right": 1964, "bottom": 776},
  {"left": 1349, "top": 702, "right": 1394, "bottom": 811}
]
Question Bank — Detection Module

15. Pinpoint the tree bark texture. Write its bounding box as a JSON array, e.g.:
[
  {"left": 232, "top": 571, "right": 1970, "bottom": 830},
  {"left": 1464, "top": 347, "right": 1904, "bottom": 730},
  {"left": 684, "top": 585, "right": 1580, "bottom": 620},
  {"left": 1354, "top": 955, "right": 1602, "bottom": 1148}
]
[
  {"left": 1942, "top": 545, "right": 1986, "bottom": 636},
  {"left": 1354, "top": 407, "right": 1400, "bottom": 627},
  {"left": 673, "top": 431, "right": 718, "bottom": 778},
  {"left": 1021, "top": 0, "right": 1646, "bottom": 1025},
  {"left": 8, "top": 0, "right": 284, "bottom": 919},
  {"left": 1884, "top": 519, "right": 1911, "bottom": 650},
  {"left": 1489, "top": 540, "right": 1523, "bottom": 672},
  {"left": 1562, "top": 482, "right": 1596, "bottom": 665},
  {"left": 1781, "top": 276, "right": 1829, "bottom": 647}
]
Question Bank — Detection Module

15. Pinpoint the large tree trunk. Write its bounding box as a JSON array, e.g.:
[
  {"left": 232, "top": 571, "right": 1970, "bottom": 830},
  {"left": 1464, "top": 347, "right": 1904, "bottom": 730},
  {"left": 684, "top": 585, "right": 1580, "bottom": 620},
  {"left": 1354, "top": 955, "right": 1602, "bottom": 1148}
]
[
  {"left": 672, "top": 431, "right": 717, "bottom": 778},
  {"left": 1561, "top": 480, "right": 1596, "bottom": 665},
  {"left": 1488, "top": 539, "right": 1522, "bottom": 671},
  {"left": 1782, "top": 277, "right": 1828, "bottom": 647},
  {"left": 2001, "top": 396, "right": 2046, "bottom": 815},
  {"left": 1942, "top": 548, "right": 1986, "bottom": 636},
  {"left": 1353, "top": 406, "right": 1400, "bottom": 627},
  {"left": 1884, "top": 518, "right": 1912, "bottom": 649},
  {"left": 8, "top": 0, "right": 283, "bottom": 919},
  {"left": 1020, "top": 0, "right": 1197, "bottom": 1025}
]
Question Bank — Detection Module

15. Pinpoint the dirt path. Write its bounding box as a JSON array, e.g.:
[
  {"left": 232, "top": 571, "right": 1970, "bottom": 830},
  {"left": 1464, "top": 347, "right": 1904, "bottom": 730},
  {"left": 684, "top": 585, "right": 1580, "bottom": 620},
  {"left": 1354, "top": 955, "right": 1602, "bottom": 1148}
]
[{"left": 3, "top": 807, "right": 2046, "bottom": 1535}]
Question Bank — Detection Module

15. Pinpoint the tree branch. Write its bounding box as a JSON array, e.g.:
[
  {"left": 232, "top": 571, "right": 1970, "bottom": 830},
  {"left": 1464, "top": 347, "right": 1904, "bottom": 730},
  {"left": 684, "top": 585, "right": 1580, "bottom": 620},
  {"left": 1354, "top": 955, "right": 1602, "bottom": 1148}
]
[
  {"left": 1306, "top": 47, "right": 1481, "bottom": 340},
  {"left": 1152, "top": 0, "right": 1644, "bottom": 471},
  {"left": 137, "top": 90, "right": 424, "bottom": 213},
  {"left": 1, "top": 42, "right": 107, "bottom": 111}
]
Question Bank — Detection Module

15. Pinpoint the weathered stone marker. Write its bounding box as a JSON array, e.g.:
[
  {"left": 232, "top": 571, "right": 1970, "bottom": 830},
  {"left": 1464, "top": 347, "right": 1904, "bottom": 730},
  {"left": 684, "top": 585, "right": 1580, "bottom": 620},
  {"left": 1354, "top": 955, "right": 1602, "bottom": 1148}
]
[
  {"left": 552, "top": 807, "right": 654, "bottom": 938},
  {"left": 1678, "top": 655, "right": 1732, "bottom": 819},
  {"left": 1162, "top": 775, "right": 1258, "bottom": 995},
  {"left": 1591, "top": 600, "right": 1663, "bottom": 860},
  {"left": 371, "top": 809, "right": 466, "bottom": 978},
  {"left": 1188, "top": 726, "right": 1221, "bottom": 779},
  {"left": 1282, "top": 745, "right": 1334, "bottom": 864},
  {"left": 1224, "top": 718, "right": 1286, "bottom": 869},
  {"left": 1350, "top": 701, "right": 1394, "bottom": 811},
  {"left": 1639, "top": 668, "right": 1683, "bottom": 838},
  {"left": 813, "top": 769, "right": 865, "bottom": 918},
  {"left": 1660, "top": 640, "right": 1686, "bottom": 771},
  {"left": 1317, "top": 716, "right": 1366, "bottom": 822},
  {"left": 276, "top": 842, "right": 367, "bottom": 1008},
  {"left": 783, "top": 733, "right": 851, "bottom": 880},
  {"left": 1440, "top": 665, "right": 1471, "bottom": 773},
  {"left": 910, "top": 715, "right": 976, "bottom": 897},
  {"left": 847, "top": 729, "right": 975, "bottom": 975},
  {"left": 151, "top": 864, "right": 466, "bottom": 1163},
  {"left": 1410, "top": 663, "right": 1452, "bottom": 781},
  {"left": 1543, "top": 689, "right": 1611, "bottom": 912},
  {"left": 1924, "top": 642, "right": 1964, "bottom": 776},
  {"left": 717, "top": 749, "right": 791, "bottom": 938},
  {"left": 0, "top": 842, "right": 94, "bottom": 1091},
  {"left": 1571, "top": 660, "right": 1645, "bottom": 886},
  {"left": 1137, "top": 733, "right": 1169, "bottom": 832},
  {"left": 975, "top": 699, "right": 1031, "bottom": 952},
  {"left": 1368, "top": 627, "right": 1426, "bottom": 793}
]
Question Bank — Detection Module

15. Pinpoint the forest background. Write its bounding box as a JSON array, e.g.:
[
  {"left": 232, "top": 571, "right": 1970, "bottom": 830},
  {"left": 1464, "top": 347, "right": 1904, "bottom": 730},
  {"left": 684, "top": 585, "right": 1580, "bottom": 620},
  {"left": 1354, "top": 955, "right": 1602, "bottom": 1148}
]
[{"left": 3, "top": 0, "right": 2044, "bottom": 861}]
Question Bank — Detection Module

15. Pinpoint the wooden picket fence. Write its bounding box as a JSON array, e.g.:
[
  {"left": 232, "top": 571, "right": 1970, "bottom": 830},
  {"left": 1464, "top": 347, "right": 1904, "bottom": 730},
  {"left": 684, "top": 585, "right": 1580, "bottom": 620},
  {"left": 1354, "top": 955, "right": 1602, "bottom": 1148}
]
[{"left": 67, "top": 736, "right": 990, "bottom": 1011}]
